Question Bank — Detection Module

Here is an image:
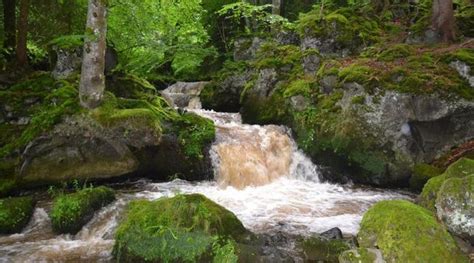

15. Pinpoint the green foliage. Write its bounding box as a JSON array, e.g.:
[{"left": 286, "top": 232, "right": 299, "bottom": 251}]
[
  {"left": 174, "top": 113, "right": 216, "bottom": 160},
  {"left": 409, "top": 163, "right": 442, "bottom": 192},
  {"left": 358, "top": 200, "right": 467, "bottom": 263},
  {"left": 108, "top": 0, "right": 215, "bottom": 79},
  {"left": 113, "top": 194, "right": 245, "bottom": 262},
  {"left": 377, "top": 44, "right": 416, "bottom": 61},
  {"left": 0, "top": 196, "right": 35, "bottom": 234},
  {"left": 48, "top": 35, "right": 84, "bottom": 50},
  {"left": 50, "top": 186, "right": 115, "bottom": 234}
]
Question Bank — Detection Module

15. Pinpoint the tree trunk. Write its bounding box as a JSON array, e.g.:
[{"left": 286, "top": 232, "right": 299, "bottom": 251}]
[
  {"left": 272, "top": 0, "right": 281, "bottom": 15},
  {"left": 2, "top": 0, "right": 16, "bottom": 50},
  {"left": 16, "top": 0, "right": 29, "bottom": 67},
  {"left": 431, "top": 0, "right": 456, "bottom": 42},
  {"left": 79, "top": 0, "right": 108, "bottom": 109}
]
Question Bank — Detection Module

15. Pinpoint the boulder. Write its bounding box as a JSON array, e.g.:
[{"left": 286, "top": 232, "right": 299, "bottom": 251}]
[
  {"left": 0, "top": 196, "right": 35, "bottom": 234},
  {"left": 51, "top": 46, "right": 82, "bottom": 80},
  {"left": 419, "top": 158, "right": 474, "bottom": 212},
  {"left": 113, "top": 194, "right": 249, "bottom": 262},
  {"left": 50, "top": 186, "right": 115, "bottom": 234},
  {"left": 301, "top": 236, "right": 350, "bottom": 262},
  {"left": 436, "top": 175, "right": 474, "bottom": 244},
  {"left": 339, "top": 248, "right": 384, "bottom": 263},
  {"left": 409, "top": 163, "right": 442, "bottom": 192},
  {"left": 161, "top": 81, "right": 209, "bottom": 109},
  {"left": 357, "top": 200, "right": 467, "bottom": 262}
]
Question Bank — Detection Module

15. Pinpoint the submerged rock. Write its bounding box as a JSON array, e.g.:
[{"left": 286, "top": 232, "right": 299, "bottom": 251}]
[
  {"left": 358, "top": 200, "right": 467, "bottom": 262},
  {"left": 50, "top": 186, "right": 115, "bottom": 234},
  {"left": 0, "top": 196, "right": 35, "bottom": 234}
]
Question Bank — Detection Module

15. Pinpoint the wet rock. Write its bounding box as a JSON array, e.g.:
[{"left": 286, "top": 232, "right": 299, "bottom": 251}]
[
  {"left": 320, "top": 227, "right": 344, "bottom": 240},
  {"left": 436, "top": 175, "right": 474, "bottom": 244}
]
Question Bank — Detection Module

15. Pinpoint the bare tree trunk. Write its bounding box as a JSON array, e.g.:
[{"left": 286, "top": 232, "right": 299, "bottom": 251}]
[
  {"left": 431, "top": 0, "right": 456, "bottom": 42},
  {"left": 272, "top": 0, "right": 281, "bottom": 15},
  {"left": 16, "top": 0, "right": 29, "bottom": 67},
  {"left": 79, "top": 0, "right": 108, "bottom": 109},
  {"left": 2, "top": 0, "right": 16, "bottom": 50}
]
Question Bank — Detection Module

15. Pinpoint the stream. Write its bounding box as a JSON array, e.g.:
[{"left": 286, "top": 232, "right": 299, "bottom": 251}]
[{"left": 0, "top": 84, "right": 412, "bottom": 262}]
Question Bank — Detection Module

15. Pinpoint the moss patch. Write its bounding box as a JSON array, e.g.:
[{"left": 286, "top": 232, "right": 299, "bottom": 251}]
[
  {"left": 113, "top": 194, "right": 246, "bottom": 262},
  {"left": 358, "top": 200, "right": 467, "bottom": 263},
  {"left": 338, "top": 248, "right": 377, "bottom": 263},
  {"left": 50, "top": 186, "right": 115, "bottom": 234},
  {"left": 0, "top": 196, "right": 35, "bottom": 234},
  {"left": 409, "top": 163, "right": 443, "bottom": 192},
  {"left": 302, "top": 237, "right": 350, "bottom": 262},
  {"left": 172, "top": 113, "right": 216, "bottom": 160},
  {"left": 419, "top": 158, "right": 474, "bottom": 212}
]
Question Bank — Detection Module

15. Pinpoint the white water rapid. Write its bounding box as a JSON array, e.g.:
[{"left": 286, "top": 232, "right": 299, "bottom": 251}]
[{"left": 0, "top": 84, "right": 411, "bottom": 262}]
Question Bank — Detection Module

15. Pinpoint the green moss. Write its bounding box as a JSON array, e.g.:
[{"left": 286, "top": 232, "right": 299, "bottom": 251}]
[
  {"left": 409, "top": 163, "right": 443, "bottom": 192},
  {"left": 0, "top": 179, "right": 16, "bottom": 197},
  {"left": 338, "top": 248, "right": 377, "bottom": 263},
  {"left": 172, "top": 113, "right": 216, "bottom": 160},
  {"left": 351, "top": 95, "right": 365, "bottom": 105},
  {"left": 0, "top": 74, "right": 82, "bottom": 158},
  {"left": 358, "top": 200, "right": 467, "bottom": 263},
  {"left": 444, "top": 48, "right": 474, "bottom": 73},
  {"left": 419, "top": 158, "right": 474, "bottom": 212},
  {"left": 283, "top": 78, "right": 315, "bottom": 98},
  {"left": 0, "top": 196, "right": 35, "bottom": 234},
  {"left": 302, "top": 237, "right": 349, "bottom": 262},
  {"left": 113, "top": 194, "right": 246, "bottom": 262},
  {"left": 50, "top": 186, "right": 115, "bottom": 234},
  {"left": 338, "top": 63, "right": 373, "bottom": 84},
  {"left": 254, "top": 43, "right": 303, "bottom": 70},
  {"left": 377, "top": 44, "right": 416, "bottom": 61}
]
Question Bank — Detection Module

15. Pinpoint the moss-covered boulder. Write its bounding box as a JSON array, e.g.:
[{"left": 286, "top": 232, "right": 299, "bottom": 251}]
[
  {"left": 436, "top": 175, "right": 474, "bottom": 244},
  {"left": 409, "top": 163, "right": 443, "bottom": 192},
  {"left": 419, "top": 158, "right": 474, "bottom": 212},
  {"left": 12, "top": 74, "right": 215, "bottom": 185},
  {"left": 50, "top": 186, "right": 115, "bottom": 234},
  {"left": 113, "top": 194, "right": 248, "bottom": 262},
  {"left": 0, "top": 196, "right": 35, "bottom": 234},
  {"left": 301, "top": 237, "right": 350, "bottom": 262},
  {"left": 358, "top": 200, "right": 467, "bottom": 263}
]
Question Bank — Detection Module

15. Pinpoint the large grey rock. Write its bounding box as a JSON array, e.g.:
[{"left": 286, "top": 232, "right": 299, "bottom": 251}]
[
  {"left": 19, "top": 115, "right": 156, "bottom": 185},
  {"left": 52, "top": 46, "right": 82, "bottom": 80},
  {"left": 234, "top": 37, "right": 265, "bottom": 61},
  {"left": 161, "top": 81, "right": 209, "bottom": 109},
  {"left": 337, "top": 84, "right": 474, "bottom": 183},
  {"left": 436, "top": 175, "right": 474, "bottom": 244}
]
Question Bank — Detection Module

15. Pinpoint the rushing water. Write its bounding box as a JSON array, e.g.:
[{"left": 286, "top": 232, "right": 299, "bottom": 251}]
[{"left": 0, "top": 85, "right": 412, "bottom": 262}]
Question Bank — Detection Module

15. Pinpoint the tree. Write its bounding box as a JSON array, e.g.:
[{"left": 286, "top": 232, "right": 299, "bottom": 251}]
[
  {"left": 79, "top": 0, "right": 108, "bottom": 109},
  {"left": 431, "top": 0, "right": 456, "bottom": 42},
  {"left": 273, "top": 0, "right": 282, "bottom": 15},
  {"left": 16, "top": 0, "right": 30, "bottom": 67},
  {"left": 2, "top": 0, "right": 16, "bottom": 50}
]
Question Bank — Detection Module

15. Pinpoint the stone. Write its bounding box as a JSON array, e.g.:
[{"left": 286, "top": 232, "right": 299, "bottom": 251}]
[
  {"left": 450, "top": 60, "right": 474, "bottom": 88},
  {"left": 161, "top": 81, "right": 209, "bottom": 109},
  {"left": 52, "top": 46, "right": 83, "bottom": 80},
  {"left": 436, "top": 175, "right": 474, "bottom": 244},
  {"left": 320, "top": 227, "right": 344, "bottom": 240},
  {"left": 358, "top": 200, "right": 467, "bottom": 262},
  {"left": 234, "top": 37, "right": 265, "bottom": 61},
  {"left": 339, "top": 248, "right": 384, "bottom": 263}
]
